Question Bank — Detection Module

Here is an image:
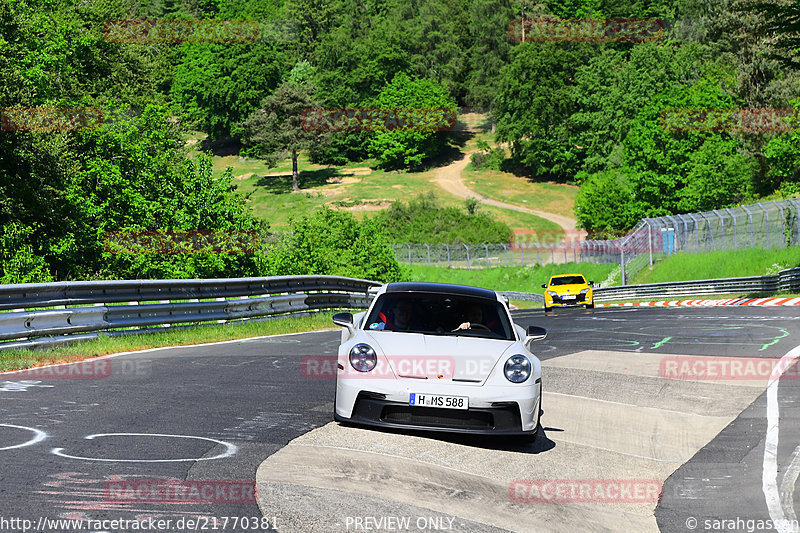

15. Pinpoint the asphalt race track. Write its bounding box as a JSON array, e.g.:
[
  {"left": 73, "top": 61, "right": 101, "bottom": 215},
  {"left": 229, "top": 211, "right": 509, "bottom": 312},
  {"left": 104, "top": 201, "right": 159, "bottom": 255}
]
[{"left": 1, "top": 306, "right": 799, "bottom": 532}]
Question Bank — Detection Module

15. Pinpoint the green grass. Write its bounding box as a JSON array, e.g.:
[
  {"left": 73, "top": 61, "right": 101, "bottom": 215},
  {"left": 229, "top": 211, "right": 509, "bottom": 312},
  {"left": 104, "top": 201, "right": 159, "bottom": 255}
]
[
  {"left": 632, "top": 247, "right": 800, "bottom": 285},
  {"left": 399, "top": 263, "right": 617, "bottom": 293},
  {"left": 463, "top": 165, "right": 579, "bottom": 223},
  {"left": 187, "top": 123, "right": 571, "bottom": 234},
  {"left": 0, "top": 313, "right": 335, "bottom": 372}
]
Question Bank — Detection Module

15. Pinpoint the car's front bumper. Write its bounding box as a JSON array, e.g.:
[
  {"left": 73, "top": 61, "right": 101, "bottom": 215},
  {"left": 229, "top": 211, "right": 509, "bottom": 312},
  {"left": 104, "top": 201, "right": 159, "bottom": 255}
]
[
  {"left": 335, "top": 380, "right": 541, "bottom": 435},
  {"left": 546, "top": 293, "right": 592, "bottom": 307}
]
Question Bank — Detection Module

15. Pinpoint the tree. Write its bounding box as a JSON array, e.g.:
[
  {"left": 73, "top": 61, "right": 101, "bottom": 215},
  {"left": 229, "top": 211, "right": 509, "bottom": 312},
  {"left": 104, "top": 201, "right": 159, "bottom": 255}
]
[
  {"left": 240, "top": 78, "right": 325, "bottom": 191},
  {"left": 495, "top": 42, "right": 593, "bottom": 181},
  {"left": 171, "top": 40, "right": 286, "bottom": 141},
  {"left": 260, "top": 208, "right": 401, "bottom": 282},
  {"left": 368, "top": 72, "right": 457, "bottom": 169}
]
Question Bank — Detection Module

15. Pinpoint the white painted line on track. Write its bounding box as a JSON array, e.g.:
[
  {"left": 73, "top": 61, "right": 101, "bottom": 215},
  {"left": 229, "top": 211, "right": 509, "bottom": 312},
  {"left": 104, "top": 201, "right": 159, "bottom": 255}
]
[
  {"left": 0, "top": 329, "right": 334, "bottom": 378},
  {"left": 780, "top": 445, "right": 800, "bottom": 526},
  {"left": 51, "top": 433, "right": 238, "bottom": 462},
  {"left": 0, "top": 423, "right": 47, "bottom": 450},
  {"left": 763, "top": 343, "right": 800, "bottom": 533}
]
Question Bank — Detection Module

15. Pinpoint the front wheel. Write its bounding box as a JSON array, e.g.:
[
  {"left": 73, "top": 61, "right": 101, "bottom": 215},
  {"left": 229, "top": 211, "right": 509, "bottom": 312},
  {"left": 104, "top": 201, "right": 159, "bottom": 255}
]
[
  {"left": 586, "top": 302, "right": 594, "bottom": 309},
  {"left": 543, "top": 305, "right": 551, "bottom": 313}
]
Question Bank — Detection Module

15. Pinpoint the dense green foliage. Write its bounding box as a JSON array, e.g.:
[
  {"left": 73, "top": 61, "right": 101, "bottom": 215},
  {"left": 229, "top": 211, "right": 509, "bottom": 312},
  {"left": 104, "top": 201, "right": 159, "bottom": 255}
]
[
  {"left": 5, "top": 0, "right": 800, "bottom": 283},
  {"left": 260, "top": 208, "right": 401, "bottom": 282},
  {"left": 373, "top": 194, "right": 513, "bottom": 245}
]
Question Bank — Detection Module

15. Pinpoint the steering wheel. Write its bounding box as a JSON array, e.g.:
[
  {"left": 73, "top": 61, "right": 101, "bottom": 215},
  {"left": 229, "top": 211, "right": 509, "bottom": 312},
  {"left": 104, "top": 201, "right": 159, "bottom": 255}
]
[{"left": 470, "top": 323, "right": 491, "bottom": 331}]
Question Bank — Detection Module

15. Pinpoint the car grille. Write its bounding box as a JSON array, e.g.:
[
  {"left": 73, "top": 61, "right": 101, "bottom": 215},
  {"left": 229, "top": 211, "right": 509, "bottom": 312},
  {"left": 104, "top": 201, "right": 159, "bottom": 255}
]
[
  {"left": 554, "top": 293, "right": 586, "bottom": 303},
  {"left": 381, "top": 405, "right": 493, "bottom": 428}
]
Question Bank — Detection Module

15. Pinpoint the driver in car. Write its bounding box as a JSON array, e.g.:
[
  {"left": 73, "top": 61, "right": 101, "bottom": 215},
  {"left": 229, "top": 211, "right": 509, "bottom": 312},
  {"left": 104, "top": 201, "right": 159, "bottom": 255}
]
[{"left": 452, "top": 303, "right": 499, "bottom": 332}]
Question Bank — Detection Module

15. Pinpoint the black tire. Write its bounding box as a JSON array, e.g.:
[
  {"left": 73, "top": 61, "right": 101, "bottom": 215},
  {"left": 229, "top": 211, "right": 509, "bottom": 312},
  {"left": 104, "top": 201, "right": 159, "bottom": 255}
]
[
  {"left": 586, "top": 302, "right": 594, "bottom": 309},
  {"left": 543, "top": 306, "right": 551, "bottom": 313}
]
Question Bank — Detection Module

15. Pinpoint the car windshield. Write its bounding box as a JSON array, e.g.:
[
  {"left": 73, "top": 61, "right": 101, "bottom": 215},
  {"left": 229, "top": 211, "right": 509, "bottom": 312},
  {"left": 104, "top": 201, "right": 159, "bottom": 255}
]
[
  {"left": 550, "top": 275, "right": 586, "bottom": 286},
  {"left": 364, "top": 293, "right": 514, "bottom": 340}
]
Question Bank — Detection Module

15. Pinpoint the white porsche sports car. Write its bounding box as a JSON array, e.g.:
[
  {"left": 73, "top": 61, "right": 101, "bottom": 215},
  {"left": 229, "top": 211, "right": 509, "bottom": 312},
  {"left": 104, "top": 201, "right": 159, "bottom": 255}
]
[{"left": 332, "top": 282, "right": 546, "bottom": 440}]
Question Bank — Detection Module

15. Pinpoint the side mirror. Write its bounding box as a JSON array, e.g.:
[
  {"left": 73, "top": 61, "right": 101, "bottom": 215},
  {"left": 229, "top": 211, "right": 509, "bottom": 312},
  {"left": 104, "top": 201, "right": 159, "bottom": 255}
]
[
  {"left": 332, "top": 312, "right": 354, "bottom": 328},
  {"left": 541, "top": 284, "right": 547, "bottom": 289},
  {"left": 588, "top": 281, "right": 594, "bottom": 285},
  {"left": 525, "top": 325, "right": 547, "bottom": 342}
]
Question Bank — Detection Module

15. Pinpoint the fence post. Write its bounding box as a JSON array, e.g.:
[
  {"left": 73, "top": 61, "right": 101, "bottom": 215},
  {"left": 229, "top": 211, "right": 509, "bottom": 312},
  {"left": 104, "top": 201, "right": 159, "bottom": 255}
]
[
  {"left": 483, "top": 243, "right": 489, "bottom": 267},
  {"left": 445, "top": 244, "right": 450, "bottom": 267},
  {"left": 502, "top": 244, "right": 508, "bottom": 266},
  {"left": 757, "top": 202, "right": 769, "bottom": 248},
  {"left": 741, "top": 205, "right": 754, "bottom": 248},
  {"left": 715, "top": 210, "right": 725, "bottom": 251},
  {"left": 777, "top": 203, "right": 785, "bottom": 248},
  {"left": 406, "top": 243, "right": 411, "bottom": 266},
  {"left": 646, "top": 220, "right": 653, "bottom": 266},
  {"left": 699, "top": 212, "right": 713, "bottom": 250},
  {"left": 725, "top": 208, "right": 737, "bottom": 249},
  {"left": 424, "top": 244, "right": 431, "bottom": 265},
  {"left": 790, "top": 199, "right": 800, "bottom": 245},
  {"left": 620, "top": 244, "right": 626, "bottom": 286},
  {"left": 688, "top": 213, "right": 700, "bottom": 251},
  {"left": 464, "top": 244, "right": 470, "bottom": 270},
  {"left": 534, "top": 242, "right": 540, "bottom": 265}
]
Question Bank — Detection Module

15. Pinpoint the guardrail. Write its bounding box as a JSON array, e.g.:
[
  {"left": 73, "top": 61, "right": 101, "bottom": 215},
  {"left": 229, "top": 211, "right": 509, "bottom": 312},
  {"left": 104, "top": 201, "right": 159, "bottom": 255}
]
[
  {"left": 0, "top": 276, "right": 381, "bottom": 351},
  {"left": 593, "top": 267, "right": 798, "bottom": 301}
]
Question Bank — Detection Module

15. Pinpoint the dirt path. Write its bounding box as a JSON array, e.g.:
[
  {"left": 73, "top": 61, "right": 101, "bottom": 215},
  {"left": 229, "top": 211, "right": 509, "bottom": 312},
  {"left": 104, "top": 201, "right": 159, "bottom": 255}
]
[{"left": 434, "top": 151, "right": 584, "bottom": 235}]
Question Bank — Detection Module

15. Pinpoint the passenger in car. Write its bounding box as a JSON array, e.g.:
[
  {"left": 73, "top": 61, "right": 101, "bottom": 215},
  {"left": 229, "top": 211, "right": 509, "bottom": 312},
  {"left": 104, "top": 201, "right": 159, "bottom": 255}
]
[{"left": 378, "top": 300, "right": 417, "bottom": 331}]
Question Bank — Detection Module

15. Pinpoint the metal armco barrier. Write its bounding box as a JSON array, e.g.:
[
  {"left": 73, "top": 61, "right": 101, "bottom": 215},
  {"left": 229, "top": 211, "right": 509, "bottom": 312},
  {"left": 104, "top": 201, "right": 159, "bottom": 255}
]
[
  {"left": 593, "top": 267, "right": 799, "bottom": 301},
  {"left": 0, "top": 276, "right": 380, "bottom": 351}
]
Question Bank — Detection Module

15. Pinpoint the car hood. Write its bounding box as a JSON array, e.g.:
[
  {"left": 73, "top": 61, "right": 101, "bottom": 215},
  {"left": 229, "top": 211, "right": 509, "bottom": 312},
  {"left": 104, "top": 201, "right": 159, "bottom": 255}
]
[{"left": 362, "top": 331, "right": 519, "bottom": 383}]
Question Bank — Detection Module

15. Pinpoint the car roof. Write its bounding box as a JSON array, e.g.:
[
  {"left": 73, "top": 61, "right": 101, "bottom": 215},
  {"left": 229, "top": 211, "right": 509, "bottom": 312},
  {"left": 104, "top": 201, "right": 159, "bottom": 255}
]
[
  {"left": 550, "top": 273, "right": 585, "bottom": 279},
  {"left": 385, "top": 282, "right": 498, "bottom": 300}
]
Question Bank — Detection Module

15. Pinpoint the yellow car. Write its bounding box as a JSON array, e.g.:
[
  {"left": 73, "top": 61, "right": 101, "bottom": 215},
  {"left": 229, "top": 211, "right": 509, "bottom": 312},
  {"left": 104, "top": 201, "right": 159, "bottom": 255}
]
[{"left": 541, "top": 274, "right": 594, "bottom": 312}]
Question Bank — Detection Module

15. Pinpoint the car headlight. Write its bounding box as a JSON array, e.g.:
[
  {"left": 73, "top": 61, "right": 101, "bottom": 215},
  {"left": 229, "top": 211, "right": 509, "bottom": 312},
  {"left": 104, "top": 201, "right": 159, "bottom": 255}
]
[
  {"left": 504, "top": 354, "right": 531, "bottom": 383},
  {"left": 580, "top": 288, "right": 590, "bottom": 294},
  {"left": 546, "top": 291, "right": 558, "bottom": 297},
  {"left": 349, "top": 343, "right": 377, "bottom": 372}
]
